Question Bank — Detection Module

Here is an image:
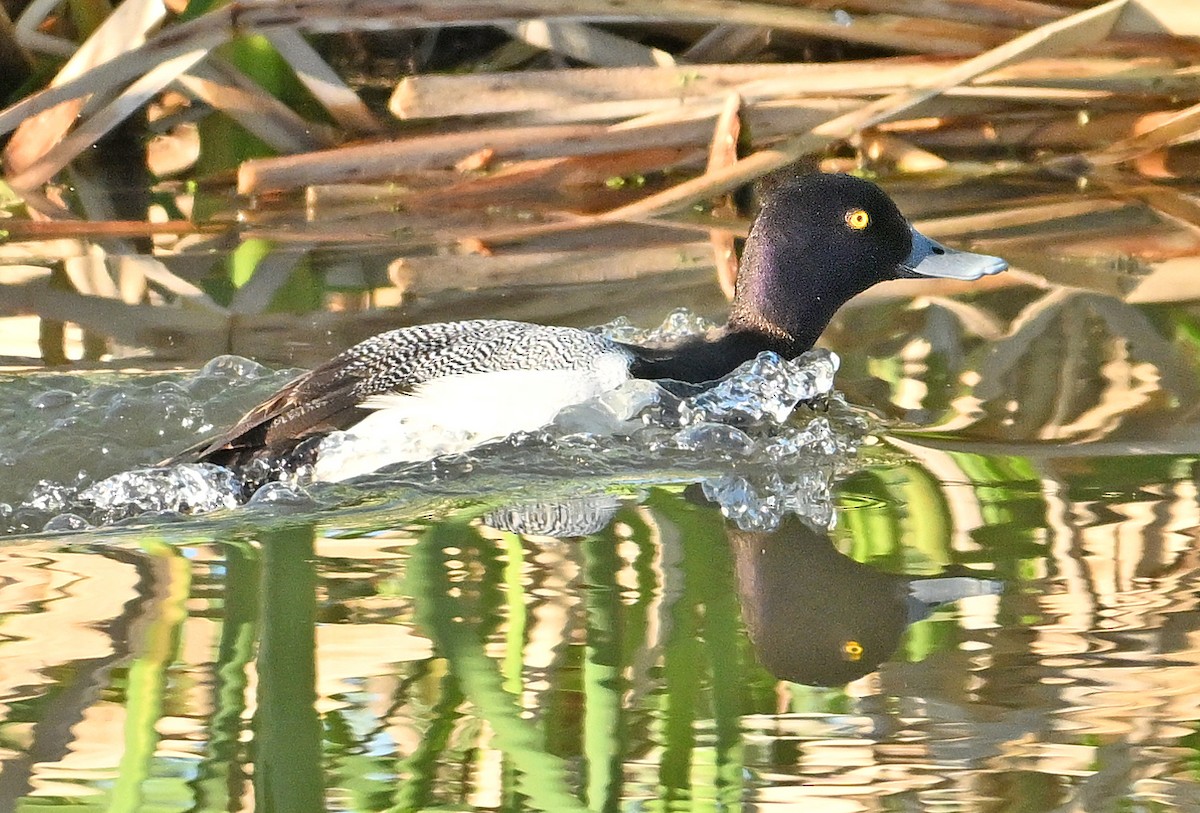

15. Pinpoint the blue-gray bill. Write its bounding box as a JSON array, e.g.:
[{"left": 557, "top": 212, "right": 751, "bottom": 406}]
[{"left": 900, "top": 226, "right": 1008, "bottom": 281}]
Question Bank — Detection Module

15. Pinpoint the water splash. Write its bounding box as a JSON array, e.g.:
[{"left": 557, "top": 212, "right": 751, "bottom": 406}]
[
  {"left": 702, "top": 469, "right": 839, "bottom": 532},
  {"left": 593, "top": 307, "right": 718, "bottom": 345},
  {"left": 6, "top": 315, "right": 868, "bottom": 535},
  {"left": 680, "top": 350, "right": 838, "bottom": 426},
  {"left": 78, "top": 463, "right": 242, "bottom": 523},
  {"left": 0, "top": 358, "right": 296, "bottom": 534}
]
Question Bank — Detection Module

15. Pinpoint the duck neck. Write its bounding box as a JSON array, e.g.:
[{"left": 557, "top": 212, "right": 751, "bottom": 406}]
[{"left": 728, "top": 228, "right": 870, "bottom": 352}]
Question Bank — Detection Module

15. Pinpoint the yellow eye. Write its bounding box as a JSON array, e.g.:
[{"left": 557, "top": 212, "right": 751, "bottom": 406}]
[
  {"left": 845, "top": 209, "right": 870, "bottom": 230},
  {"left": 841, "top": 640, "right": 864, "bottom": 661}
]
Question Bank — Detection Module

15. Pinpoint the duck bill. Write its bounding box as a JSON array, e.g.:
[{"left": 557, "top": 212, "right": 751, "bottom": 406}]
[{"left": 898, "top": 226, "right": 1008, "bottom": 281}]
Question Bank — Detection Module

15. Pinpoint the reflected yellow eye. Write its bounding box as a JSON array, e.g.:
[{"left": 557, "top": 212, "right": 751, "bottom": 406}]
[
  {"left": 845, "top": 209, "right": 870, "bottom": 230},
  {"left": 841, "top": 640, "right": 864, "bottom": 661}
]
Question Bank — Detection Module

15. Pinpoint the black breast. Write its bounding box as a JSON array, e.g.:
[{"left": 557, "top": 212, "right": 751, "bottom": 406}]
[{"left": 624, "top": 330, "right": 795, "bottom": 387}]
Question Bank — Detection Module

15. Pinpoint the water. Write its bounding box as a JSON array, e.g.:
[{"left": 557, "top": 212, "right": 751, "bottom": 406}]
[{"left": 4, "top": 183, "right": 1200, "bottom": 812}]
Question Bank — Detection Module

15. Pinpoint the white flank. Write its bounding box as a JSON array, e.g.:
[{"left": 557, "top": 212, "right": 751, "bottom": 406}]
[{"left": 312, "top": 355, "right": 630, "bottom": 482}]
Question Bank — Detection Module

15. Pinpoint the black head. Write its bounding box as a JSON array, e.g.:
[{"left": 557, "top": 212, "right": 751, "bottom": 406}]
[{"left": 730, "top": 173, "right": 1006, "bottom": 351}]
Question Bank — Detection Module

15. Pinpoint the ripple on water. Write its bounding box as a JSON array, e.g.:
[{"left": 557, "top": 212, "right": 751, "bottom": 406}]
[
  {"left": 0, "top": 356, "right": 298, "bottom": 534},
  {"left": 5, "top": 314, "right": 867, "bottom": 536}
]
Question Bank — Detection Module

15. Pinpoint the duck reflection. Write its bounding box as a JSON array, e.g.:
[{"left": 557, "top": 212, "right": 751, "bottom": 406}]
[
  {"left": 728, "top": 515, "right": 1000, "bottom": 685},
  {"left": 484, "top": 490, "right": 1001, "bottom": 687},
  {"left": 484, "top": 494, "right": 621, "bottom": 538}
]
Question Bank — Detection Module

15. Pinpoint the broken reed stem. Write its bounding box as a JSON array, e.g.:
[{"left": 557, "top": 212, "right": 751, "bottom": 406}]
[{"left": 599, "top": 0, "right": 1132, "bottom": 221}]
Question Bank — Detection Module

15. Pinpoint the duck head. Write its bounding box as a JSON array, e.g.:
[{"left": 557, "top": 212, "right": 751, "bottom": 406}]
[{"left": 730, "top": 173, "right": 1007, "bottom": 351}]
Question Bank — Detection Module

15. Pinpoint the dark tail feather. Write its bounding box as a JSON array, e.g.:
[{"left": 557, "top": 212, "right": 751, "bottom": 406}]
[{"left": 169, "top": 435, "right": 323, "bottom": 501}]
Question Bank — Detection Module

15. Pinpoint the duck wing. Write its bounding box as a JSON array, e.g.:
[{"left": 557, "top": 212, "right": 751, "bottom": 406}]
[{"left": 167, "top": 360, "right": 365, "bottom": 469}]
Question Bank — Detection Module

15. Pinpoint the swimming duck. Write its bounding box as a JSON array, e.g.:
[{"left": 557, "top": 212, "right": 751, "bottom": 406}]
[{"left": 172, "top": 173, "right": 1006, "bottom": 483}]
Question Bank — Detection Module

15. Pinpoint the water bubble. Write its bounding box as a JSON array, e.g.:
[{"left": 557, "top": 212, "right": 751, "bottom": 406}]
[
  {"left": 553, "top": 379, "right": 663, "bottom": 436},
  {"left": 85, "top": 383, "right": 122, "bottom": 406},
  {"left": 672, "top": 422, "right": 756, "bottom": 456},
  {"left": 700, "top": 468, "right": 838, "bottom": 533},
  {"left": 762, "top": 417, "right": 839, "bottom": 460},
  {"left": 80, "top": 463, "right": 242, "bottom": 521},
  {"left": 103, "top": 392, "right": 132, "bottom": 420},
  {"left": 593, "top": 308, "right": 716, "bottom": 345},
  {"left": 702, "top": 475, "right": 782, "bottom": 531},
  {"left": 30, "top": 389, "right": 75, "bottom": 410},
  {"left": 11, "top": 508, "right": 44, "bottom": 533},
  {"left": 643, "top": 308, "right": 718, "bottom": 344},
  {"left": 599, "top": 378, "right": 662, "bottom": 420},
  {"left": 198, "top": 355, "right": 272, "bottom": 380},
  {"left": 25, "top": 480, "right": 76, "bottom": 513},
  {"left": 43, "top": 513, "right": 92, "bottom": 533},
  {"left": 247, "top": 481, "right": 314, "bottom": 508},
  {"left": 591, "top": 315, "right": 639, "bottom": 343},
  {"left": 151, "top": 380, "right": 188, "bottom": 396}
]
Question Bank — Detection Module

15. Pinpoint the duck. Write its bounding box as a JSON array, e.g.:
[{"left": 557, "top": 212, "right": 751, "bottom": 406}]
[{"left": 170, "top": 172, "right": 1007, "bottom": 485}]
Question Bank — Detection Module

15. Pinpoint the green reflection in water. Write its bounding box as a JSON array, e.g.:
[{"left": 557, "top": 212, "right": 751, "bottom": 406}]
[
  {"left": 647, "top": 492, "right": 745, "bottom": 812},
  {"left": 254, "top": 523, "right": 324, "bottom": 812},
  {"left": 188, "top": 540, "right": 258, "bottom": 812},
  {"left": 389, "top": 664, "right": 464, "bottom": 813},
  {"left": 840, "top": 462, "right": 953, "bottom": 572},
  {"left": 582, "top": 532, "right": 623, "bottom": 813},
  {"left": 406, "top": 515, "right": 588, "bottom": 813},
  {"left": 112, "top": 541, "right": 190, "bottom": 813}
]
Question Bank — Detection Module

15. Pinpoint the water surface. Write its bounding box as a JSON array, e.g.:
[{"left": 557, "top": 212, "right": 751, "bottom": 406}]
[{"left": 3, "top": 171, "right": 1200, "bottom": 811}]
